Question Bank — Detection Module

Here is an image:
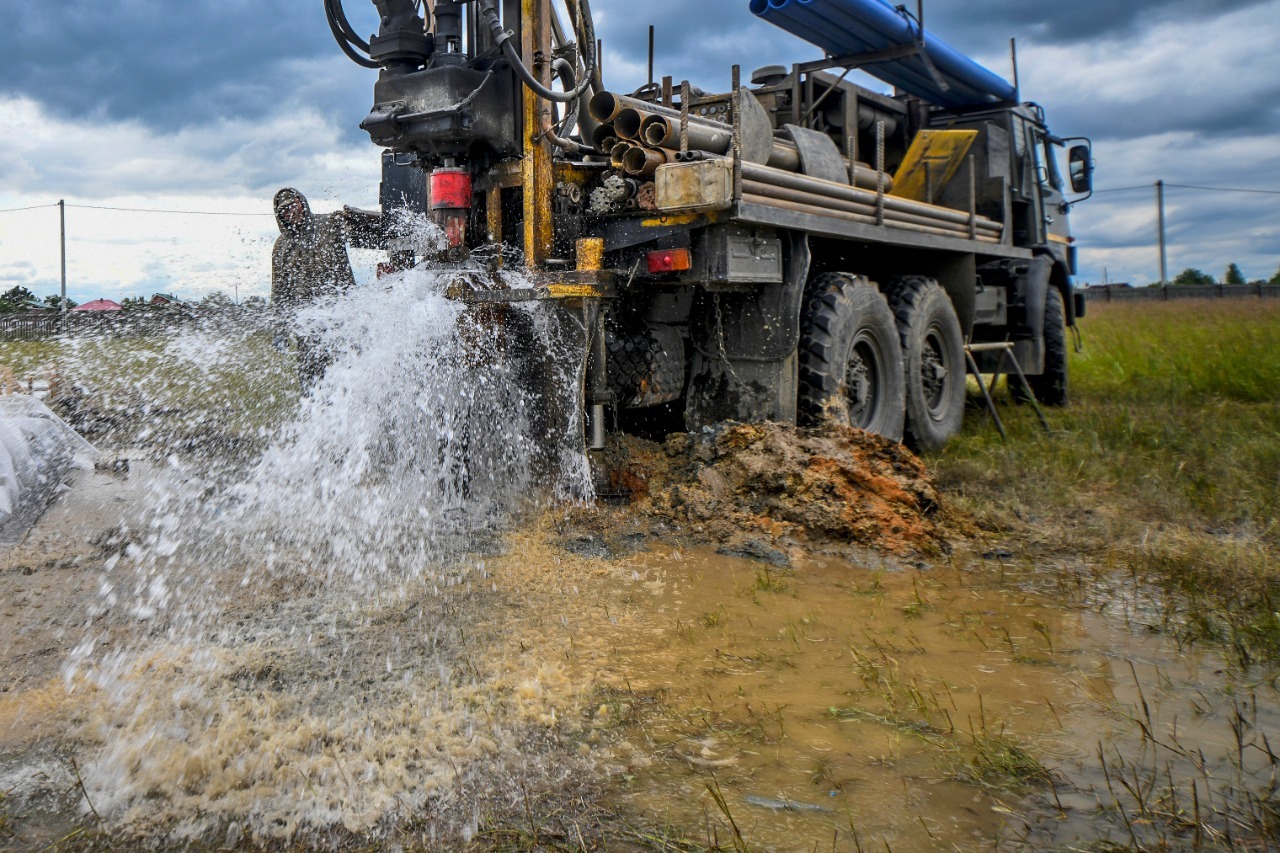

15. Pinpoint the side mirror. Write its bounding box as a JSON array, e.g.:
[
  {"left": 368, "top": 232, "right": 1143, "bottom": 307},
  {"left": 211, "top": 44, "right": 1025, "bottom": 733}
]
[{"left": 1068, "top": 144, "right": 1093, "bottom": 194}]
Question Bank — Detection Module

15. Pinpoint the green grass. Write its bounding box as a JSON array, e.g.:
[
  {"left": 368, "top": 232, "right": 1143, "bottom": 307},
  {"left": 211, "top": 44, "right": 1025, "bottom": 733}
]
[
  {"left": 934, "top": 299, "right": 1280, "bottom": 663},
  {"left": 1, "top": 328, "right": 298, "bottom": 453}
]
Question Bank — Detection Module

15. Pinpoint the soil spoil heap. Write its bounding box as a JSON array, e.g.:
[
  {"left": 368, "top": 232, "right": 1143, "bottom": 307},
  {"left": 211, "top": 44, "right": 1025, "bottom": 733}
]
[{"left": 609, "top": 421, "right": 945, "bottom": 556}]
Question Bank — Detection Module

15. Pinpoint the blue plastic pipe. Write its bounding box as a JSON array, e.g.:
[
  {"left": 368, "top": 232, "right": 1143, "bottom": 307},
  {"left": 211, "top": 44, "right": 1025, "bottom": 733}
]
[
  {"left": 749, "top": 0, "right": 1016, "bottom": 107},
  {"left": 751, "top": 0, "right": 957, "bottom": 104}
]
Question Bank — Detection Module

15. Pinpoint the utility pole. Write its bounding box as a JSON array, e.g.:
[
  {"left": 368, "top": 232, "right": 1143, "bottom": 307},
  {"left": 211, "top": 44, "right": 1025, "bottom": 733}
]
[
  {"left": 1156, "top": 180, "right": 1168, "bottom": 285},
  {"left": 59, "top": 199, "right": 67, "bottom": 313}
]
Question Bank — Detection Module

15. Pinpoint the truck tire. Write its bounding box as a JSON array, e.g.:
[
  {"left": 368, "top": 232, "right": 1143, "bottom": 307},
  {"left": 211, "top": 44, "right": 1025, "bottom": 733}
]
[
  {"left": 607, "top": 323, "right": 685, "bottom": 408},
  {"left": 798, "top": 273, "right": 905, "bottom": 441},
  {"left": 887, "top": 276, "right": 965, "bottom": 451},
  {"left": 1013, "top": 287, "right": 1069, "bottom": 406}
]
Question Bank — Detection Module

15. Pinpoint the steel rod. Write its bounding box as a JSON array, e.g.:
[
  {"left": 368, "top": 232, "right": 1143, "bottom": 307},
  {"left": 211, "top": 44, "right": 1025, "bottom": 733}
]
[
  {"left": 741, "top": 162, "right": 1002, "bottom": 231},
  {"left": 742, "top": 192, "right": 1001, "bottom": 243},
  {"left": 732, "top": 65, "right": 742, "bottom": 204},
  {"left": 742, "top": 179, "right": 992, "bottom": 235},
  {"left": 744, "top": 177, "right": 996, "bottom": 235},
  {"left": 679, "top": 80, "right": 690, "bottom": 155},
  {"left": 875, "top": 120, "right": 885, "bottom": 226}
]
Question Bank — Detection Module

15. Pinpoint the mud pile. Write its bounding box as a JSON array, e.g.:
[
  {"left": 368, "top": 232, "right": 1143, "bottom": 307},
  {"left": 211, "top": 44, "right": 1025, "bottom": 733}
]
[{"left": 610, "top": 422, "right": 945, "bottom": 555}]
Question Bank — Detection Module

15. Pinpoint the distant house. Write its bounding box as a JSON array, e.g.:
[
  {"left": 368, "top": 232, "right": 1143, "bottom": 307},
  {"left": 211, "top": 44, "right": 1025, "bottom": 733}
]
[
  {"left": 72, "top": 299, "right": 122, "bottom": 312},
  {"left": 151, "top": 293, "right": 183, "bottom": 305}
]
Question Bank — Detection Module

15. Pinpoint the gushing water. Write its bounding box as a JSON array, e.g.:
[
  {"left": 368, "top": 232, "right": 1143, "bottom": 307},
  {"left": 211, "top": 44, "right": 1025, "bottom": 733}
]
[{"left": 54, "top": 250, "right": 594, "bottom": 843}]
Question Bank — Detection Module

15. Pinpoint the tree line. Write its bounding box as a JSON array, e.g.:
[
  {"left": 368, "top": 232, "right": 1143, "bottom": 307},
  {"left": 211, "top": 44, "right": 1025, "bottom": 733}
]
[
  {"left": 1169, "top": 263, "right": 1280, "bottom": 287},
  {"left": 1, "top": 286, "right": 268, "bottom": 313}
]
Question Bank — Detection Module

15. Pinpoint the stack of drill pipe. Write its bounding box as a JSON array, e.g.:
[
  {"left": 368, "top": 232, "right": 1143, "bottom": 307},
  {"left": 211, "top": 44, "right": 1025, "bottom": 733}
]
[
  {"left": 589, "top": 90, "right": 890, "bottom": 189},
  {"left": 740, "top": 161, "right": 1002, "bottom": 243},
  {"left": 748, "top": 0, "right": 1016, "bottom": 108}
]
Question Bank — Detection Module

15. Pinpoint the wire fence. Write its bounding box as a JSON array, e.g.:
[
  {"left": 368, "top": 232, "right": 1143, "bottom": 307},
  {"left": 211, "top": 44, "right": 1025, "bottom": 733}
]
[
  {"left": 0, "top": 306, "right": 266, "bottom": 342},
  {"left": 1083, "top": 284, "right": 1280, "bottom": 303}
]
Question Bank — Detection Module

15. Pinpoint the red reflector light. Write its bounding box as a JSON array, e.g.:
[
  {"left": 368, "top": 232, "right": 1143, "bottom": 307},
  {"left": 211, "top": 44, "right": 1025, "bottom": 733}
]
[
  {"left": 429, "top": 168, "right": 473, "bottom": 210},
  {"left": 647, "top": 248, "right": 691, "bottom": 274}
]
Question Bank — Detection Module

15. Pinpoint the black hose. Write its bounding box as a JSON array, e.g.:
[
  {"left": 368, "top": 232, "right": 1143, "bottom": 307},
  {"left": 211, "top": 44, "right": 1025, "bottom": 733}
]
[
  {"left": 544, "top": 58, "right": 593, "bottom": 155},
  {"left": 327, "top": 0, "right": 371, "bottom": 51},
  {"left": 480, "top": 0, "right": 595, "bottom": 104},
  {"left": 325, "top": 0, "right": 380, "bottom": 68}
]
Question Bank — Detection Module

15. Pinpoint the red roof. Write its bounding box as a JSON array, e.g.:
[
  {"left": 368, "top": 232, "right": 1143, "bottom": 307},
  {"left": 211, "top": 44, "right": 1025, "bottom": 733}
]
[{"left": 72, "top": 299, "right": 122, "bottom": 312}]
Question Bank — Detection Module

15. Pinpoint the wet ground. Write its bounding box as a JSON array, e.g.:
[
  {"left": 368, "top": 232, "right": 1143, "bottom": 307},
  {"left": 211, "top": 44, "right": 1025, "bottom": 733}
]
[
  {"left": 2, "top": 283, "right": 1275, "bottom": 849},
  {"left": 3, "top": 454, "right": 1277, "bottom": 850}
]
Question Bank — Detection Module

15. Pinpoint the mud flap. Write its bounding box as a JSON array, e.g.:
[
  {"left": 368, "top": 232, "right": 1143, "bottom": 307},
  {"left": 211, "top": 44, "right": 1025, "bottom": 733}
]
[
  {"left": 685, "top": 233, "right": 810, "bottom": 427},
  {"left": 1017, "top": 255, "right": 1053, "bottom": 374}
]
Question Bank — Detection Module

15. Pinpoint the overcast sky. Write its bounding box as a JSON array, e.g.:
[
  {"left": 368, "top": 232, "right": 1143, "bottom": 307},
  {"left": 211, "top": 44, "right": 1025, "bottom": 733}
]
[{"left": 1, "top": 0, "right": 1278, "bottom": 303}]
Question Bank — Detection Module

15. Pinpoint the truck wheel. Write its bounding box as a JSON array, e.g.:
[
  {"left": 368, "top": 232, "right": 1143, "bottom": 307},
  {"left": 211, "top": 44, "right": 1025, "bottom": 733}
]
[
  {"left": 1013, "top": 287, "right": 1069, "bottom": 406},
  {"left": 798, "top": 273, "right": 905, "bottom": 441},
  {"left": 887, "top": 276, "right": 965, "bottom": 451}
]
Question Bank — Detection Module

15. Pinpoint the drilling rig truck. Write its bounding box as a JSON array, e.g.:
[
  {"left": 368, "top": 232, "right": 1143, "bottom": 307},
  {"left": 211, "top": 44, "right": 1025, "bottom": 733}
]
[{"left": 323, "top": 0, "right": 1093, "bottom": 452}]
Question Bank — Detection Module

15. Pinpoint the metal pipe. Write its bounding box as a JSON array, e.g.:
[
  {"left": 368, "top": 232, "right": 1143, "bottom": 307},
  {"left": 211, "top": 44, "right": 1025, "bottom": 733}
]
[
  {"left": 590, "top": 124, "right": 617, "bottom": 151},
  {"left": 742, "top": 179, "right": 998, "bottom": 239},
  {"left": 590, "top": 91, "right": 734, "bottom": 131},
  {"left": 638, "top": 113, "right": 732, "bottom": 155},
  {"left": 622, "top": 146, "right": 668, "bottom": 178},
  {"left": 742, "top": 192, "right": 1001, "bottom": 243},
  {"left": 613, "top": 108, "right": 645, "bottom": 139},
  {"left": 652, "top": 138, "right": 890, "bottom": 192},
  {"left": 610, "top": 141, "right": 633, "bottom": 169},
  {"left": 741, "top": 161, "right": 1002, "bottom": 230}
]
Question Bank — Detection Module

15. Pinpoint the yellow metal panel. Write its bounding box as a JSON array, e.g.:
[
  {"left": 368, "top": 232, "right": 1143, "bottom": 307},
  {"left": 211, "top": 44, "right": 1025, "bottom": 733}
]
[
  {"left": 640, "top": 211, "right": 720, "bottom": 228},
  {"left": 521, "top": 0, "right": 554, "bottom": 268},
  {"left": 546, "top": 284, "right": 606, "bottom": 299},
  {"left": 576, "top": 238, "right": 604, "bottom": 271},
  {"left": 889, "top": 130, "right": 978, "bottom": 203}
]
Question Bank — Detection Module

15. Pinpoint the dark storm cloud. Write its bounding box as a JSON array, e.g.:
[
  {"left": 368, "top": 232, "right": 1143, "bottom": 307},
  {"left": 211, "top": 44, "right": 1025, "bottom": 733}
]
[
  {"left": 0, "top": 1, "right": 376, "bottom": 132},
  {"left": 592, "top": 0, "right": 1275, "bottom": 93},
  {"left": 923, "top": 0, "right": 1273, "bottom": 44}
]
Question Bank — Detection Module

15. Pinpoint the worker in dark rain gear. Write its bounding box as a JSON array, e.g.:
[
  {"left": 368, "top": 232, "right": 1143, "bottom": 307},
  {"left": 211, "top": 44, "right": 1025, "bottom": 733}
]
[{"left": 270, "top": 188, "right": 359, "bottom": 390}]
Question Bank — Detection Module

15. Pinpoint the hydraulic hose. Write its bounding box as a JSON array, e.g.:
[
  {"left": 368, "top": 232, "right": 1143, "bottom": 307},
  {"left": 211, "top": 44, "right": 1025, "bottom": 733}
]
[
  {"left": 325, "top": 0, "right": 380, "bottom": 68},
  {"left": 327, "top": 0, "right": 370, "bottom": 51},
  {"left": 479, "top": 0, "right": 595, "bottom": 104},
  {"left": 543, "top": 59, "right": 593, "bottom": 154}
]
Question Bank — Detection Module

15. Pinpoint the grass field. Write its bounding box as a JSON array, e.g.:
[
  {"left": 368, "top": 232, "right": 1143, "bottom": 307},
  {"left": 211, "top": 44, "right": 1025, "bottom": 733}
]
[
  {"left": 1, "top": 324, "right": 297, "bottom": 454},
  {"left": 934, "top": 298, "right": 1280, "bottom": 664}
]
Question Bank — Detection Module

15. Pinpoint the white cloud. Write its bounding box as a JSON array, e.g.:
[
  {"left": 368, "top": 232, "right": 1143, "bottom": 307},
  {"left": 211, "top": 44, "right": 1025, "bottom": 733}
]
[
  {"left": 1010, "top": 2, "right": 1280, "bottom": 284},
  {"left": 0, "top": 95, "right": 380, "bottom": 303}
]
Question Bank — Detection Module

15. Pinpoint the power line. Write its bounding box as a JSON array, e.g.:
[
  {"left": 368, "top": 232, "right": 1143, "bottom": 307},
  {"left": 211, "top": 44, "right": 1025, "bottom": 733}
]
[
  {"left": 68, "top": 203, "right": 274, "bottom": 217},
  {"left": 0, "top": 203, "right": 58, "bottom": 214},
  {"left": 1163, "top": 183, "right": 1280, "bottom": 196},
  {"left": 0, "top": 201, "right": 276, "bottom": 217},
  {"left": 1094, "top": 183, "right": 1280, "bottom": 196},
  {"left": 1093, "top": 184, "right": 1150, "bottom": 195}
]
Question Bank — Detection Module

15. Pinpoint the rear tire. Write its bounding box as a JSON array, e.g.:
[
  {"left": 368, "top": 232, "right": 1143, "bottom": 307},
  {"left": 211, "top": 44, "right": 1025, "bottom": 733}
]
[
  {"left": 798, "top": 273, "right": 905, "bottom": 441},
  {"left": 887, "top": 276, "right": 965, "bottom": 451},
  {"left": 1013, "top": 287, "right": 1069, "bottom": 406}
]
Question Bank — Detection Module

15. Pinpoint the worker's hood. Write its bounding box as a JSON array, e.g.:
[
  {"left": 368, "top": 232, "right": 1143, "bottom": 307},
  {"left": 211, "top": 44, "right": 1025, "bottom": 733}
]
[{"left": 274, "top": 187, "right": 314, "bottom": 237}]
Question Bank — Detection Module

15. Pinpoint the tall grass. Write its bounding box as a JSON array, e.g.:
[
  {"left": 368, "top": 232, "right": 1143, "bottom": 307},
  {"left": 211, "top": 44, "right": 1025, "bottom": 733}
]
[
  {"left": 0, "top": 327, "right": 297, "bottom": 453},
  {"left": 935, "top": 299, "right": 1280, "bottom": 662}
]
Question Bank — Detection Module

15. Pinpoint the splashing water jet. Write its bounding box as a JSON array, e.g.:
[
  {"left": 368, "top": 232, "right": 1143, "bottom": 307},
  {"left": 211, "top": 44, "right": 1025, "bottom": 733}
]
[{"left": 60, "top": 245, "right": 595, "bottom": 843}]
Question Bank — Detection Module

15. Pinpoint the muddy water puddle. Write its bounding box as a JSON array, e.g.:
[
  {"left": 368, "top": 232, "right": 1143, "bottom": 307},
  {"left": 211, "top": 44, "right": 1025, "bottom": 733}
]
[
  {"left": 563, "top": 546, "right": 1280, "bottom": 850},
  {"left": 3, "top": 463, "right": 1277, "bottom": 850}
]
